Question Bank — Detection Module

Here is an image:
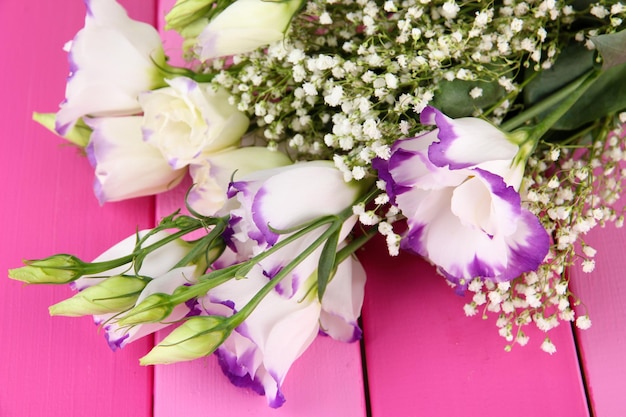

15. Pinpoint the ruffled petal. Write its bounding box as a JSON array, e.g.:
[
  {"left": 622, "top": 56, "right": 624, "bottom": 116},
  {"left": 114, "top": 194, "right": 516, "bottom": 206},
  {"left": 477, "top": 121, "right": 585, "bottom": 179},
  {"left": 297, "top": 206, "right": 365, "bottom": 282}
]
[
  {"left": 85, "top": 116, "right": 185, "bottom": 203},
  {"left": 422, "top": 106, "right": 519, "bottom": 170},
  {"left": 251, "top": 161, "right": 361, "bottom": 245},
  {"left": 319, "top": 256, "right": 365, "bottom": 342}
]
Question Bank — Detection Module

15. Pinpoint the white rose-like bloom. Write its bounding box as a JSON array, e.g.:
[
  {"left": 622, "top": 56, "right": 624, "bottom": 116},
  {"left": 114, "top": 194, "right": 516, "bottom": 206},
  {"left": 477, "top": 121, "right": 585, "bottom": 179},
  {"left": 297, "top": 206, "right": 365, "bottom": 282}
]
[
  {"left": 196, "top": 0, "right": 305, "bottom": 61},
  {"left": 56, "top": 0, "right": 166, "bottom": 135},
  {"left": 139, "top": 77, "right": 250, "bottom": 170}
]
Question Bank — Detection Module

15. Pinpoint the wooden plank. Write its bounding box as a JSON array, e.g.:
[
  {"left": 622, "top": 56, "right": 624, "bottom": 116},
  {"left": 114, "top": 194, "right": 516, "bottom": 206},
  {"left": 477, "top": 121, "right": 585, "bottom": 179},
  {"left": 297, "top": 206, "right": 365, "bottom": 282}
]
[
  {"left": 360, "top": 235, "right": 590, "bottom": 417},
  {"left": 570, "top": 208, "right": 626, "bottom": 416},
  {"left": 152, "top": 1, "right": 366, "bottom": 414},
  {"left": 0, "top": 1, "right": 156, "bottom": 416}
]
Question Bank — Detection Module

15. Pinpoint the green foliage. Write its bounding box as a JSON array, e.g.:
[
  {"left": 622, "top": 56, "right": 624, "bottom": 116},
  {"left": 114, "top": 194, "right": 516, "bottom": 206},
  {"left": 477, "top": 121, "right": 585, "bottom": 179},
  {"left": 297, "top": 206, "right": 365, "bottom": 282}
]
[
  {"left": 431, "top": 79, "right": 507, "bottom": 119},
  {"left": 524, "top": 40, "right": 626, "bottom": 130}
]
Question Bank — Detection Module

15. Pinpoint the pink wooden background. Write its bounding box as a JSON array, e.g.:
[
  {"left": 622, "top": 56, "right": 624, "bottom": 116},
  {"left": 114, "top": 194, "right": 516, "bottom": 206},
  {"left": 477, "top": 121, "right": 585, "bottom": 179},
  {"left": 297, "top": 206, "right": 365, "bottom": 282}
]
[{"left": 1, "top": 1, "right": 624, "bottom": 416}]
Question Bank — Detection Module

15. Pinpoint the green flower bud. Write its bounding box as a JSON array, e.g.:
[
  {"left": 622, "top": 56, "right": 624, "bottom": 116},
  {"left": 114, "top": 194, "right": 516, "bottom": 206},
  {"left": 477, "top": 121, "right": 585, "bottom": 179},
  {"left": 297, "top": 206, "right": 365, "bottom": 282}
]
[
  {"left": 116, "top": 293, "right": 173, "bottom": 326},
  {"left": 9, "top": 255, "right": 85, "bottom": 284},
  {"left": 165, "top": 0, "right": 213, "bottom": 32},
  {"left": 49, "top": 275, "right": 148, "bottom": 317},
  {"left": 32, "top": 112, "right": 91, "bottom": 147},
  {"left": 140, "top": 316, "right": 231, "bottom": 365}
]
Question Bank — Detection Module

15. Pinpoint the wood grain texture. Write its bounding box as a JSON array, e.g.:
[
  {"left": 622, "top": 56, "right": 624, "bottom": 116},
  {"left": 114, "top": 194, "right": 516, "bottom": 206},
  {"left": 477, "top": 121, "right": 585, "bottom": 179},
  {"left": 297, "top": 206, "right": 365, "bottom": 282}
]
[
  {"left": 360, "top": 235, "right": 590, "bottom": 417},
  {"left": 0, "top": 1, "right": 156, "bottom": 416},
  {"left": 570, "top": 214, "right": 626, "bottom": 417}
]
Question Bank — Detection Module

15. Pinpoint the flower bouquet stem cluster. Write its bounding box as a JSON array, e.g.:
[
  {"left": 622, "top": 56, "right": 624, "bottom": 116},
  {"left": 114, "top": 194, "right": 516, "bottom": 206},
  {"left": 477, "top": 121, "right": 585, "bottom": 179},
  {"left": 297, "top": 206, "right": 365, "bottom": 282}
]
[{"left": 9, "top": 0, "right": 626, "bottom": 407}]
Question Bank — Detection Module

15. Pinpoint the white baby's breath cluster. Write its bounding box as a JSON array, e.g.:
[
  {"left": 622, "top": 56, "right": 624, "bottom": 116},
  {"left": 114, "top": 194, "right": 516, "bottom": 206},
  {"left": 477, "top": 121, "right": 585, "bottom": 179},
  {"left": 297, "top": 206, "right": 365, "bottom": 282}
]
[
  {"left": 463, "top": 115, "right": 626, "bottom": 349},
  {"left": 204, "top": 0, "right": 624, "bottom": 179}
]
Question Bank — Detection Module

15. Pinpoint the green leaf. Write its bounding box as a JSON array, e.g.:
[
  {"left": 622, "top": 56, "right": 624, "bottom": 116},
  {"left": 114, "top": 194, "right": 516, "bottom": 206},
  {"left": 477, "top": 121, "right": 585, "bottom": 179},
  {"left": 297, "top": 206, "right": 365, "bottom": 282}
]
[
  {"left": 523, "top": 43, "right": 626, "bottom": 130},
  {"left": 317, "top": 225, "right": 341, "bottom": 301},
  {"left": 431, "top": 79, "right": 506, "bottom": 118},
  {"left": 523, "top": 44, "right": 595, "bottom": 107},
  {"left": 592, "top": 29, "right": 626, "bottom": 70},
  {"left": 551, "top": 62, "right": 626, "bottom": 129}
]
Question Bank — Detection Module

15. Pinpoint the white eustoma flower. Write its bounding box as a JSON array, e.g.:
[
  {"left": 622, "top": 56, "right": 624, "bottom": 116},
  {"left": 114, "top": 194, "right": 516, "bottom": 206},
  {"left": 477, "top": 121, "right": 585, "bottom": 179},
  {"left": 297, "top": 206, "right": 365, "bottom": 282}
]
[
  {"left": 374, "top": 106, "right": 550, "bottom": 288},
  {"left": 139, "top": 77, "right": 250, "bottom": 170},
  {"left": 68, "top": 230, "right": 201, "bottom": 349},
  {"left": 225, "top": 161, "right": 362, "bottom": 296},
  {"left": 196, "top": 0, "right": 305, "bottom": 61},
  {"left": 187, "top": 147, "right": 292, "bottom": 217},
  {"left": 201, "top": 256, "right": 365, "bottom": 408},
  {"left": 85, "top": 116, "right": 185, "bottom": 204},
  {"left": 56, "top": 0, "right": 166, "bottom": 135}
]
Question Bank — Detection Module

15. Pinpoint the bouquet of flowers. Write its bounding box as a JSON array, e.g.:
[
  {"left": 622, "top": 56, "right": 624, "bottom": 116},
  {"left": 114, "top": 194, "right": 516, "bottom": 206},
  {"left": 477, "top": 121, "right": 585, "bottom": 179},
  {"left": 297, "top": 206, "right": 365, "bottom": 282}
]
[{"left": 9, "top": 0, "right": 626, "bottom": 407}]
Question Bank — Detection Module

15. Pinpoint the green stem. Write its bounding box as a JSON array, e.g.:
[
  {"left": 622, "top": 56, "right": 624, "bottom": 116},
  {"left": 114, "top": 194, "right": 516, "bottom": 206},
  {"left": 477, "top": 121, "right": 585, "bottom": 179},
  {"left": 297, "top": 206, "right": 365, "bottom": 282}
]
[
  {"left": 229, "top": 220, "right": 340, "bottom": 327},
  {"left": 335, "top": 225, "right": 379, "bottom": 264},
  {"left": 167, "top": 214, "right": 340, "bottom": 306}
]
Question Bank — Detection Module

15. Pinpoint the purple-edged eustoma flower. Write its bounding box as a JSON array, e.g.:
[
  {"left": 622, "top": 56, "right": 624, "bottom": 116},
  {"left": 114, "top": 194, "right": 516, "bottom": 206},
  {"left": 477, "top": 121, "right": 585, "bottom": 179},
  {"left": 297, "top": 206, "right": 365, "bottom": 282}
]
[
  {"left": 200, "top": 256, "right": 365, "bottom": 408},
  {"left": 85, "top": 116, "right": 185, "bottom": 204},
  {"left": 224, "top": 161, "right": 362, "bottom": 296},
  {"left": 196, "top": 0, "right": 305, "bottom": 61},
  {"left": 139, "top": 77, "right": 249, "bottom": 170},
  {"left": 55, "top": 0, "right": 166, "bottom": 135},
  {"left": 374, "top": 106, "right": 549, "bottom": 288},
  {"left": 70, "top": 230, "right": 201, "bottom": 350}
]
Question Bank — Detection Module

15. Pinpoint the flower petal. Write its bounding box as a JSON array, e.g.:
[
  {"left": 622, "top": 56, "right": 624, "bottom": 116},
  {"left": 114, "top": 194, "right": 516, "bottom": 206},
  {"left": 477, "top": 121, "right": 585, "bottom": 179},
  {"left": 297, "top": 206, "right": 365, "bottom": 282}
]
[
  {"left": 422, "top": 106, "right": 519, "bottom": 170},
  {"left": 85, "top": 116, "right": 185, "bottom": 203},
  {"left": 251, "top": 161, "right": 360, "bottom": 245},
  {"left": 319, "top": 256, "right": 366, "bottom": 342},
  {"left": 196, "top": 0, "right": 302, "bottom": 60},
  {"left": 56, "top": 0, "right": 165, "bottom": 133}
]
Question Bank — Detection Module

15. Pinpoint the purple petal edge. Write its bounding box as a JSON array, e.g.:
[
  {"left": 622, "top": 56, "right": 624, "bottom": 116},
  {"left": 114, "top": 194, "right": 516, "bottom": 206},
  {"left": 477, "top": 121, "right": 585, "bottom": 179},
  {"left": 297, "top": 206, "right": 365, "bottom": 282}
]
[{"left": 216, "top": 349, "right": 265, "bottom": 396}]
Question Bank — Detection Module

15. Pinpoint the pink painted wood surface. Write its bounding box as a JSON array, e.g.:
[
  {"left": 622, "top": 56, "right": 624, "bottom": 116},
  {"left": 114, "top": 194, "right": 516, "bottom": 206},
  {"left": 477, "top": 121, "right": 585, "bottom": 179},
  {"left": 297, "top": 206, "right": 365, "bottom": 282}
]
[
  {"left": 360, "top": 236, "right": 590, "bottom": 417},
  {"left": 570, "top": 207, "right": 626, "bottom": 417},
  {"left": 0, "top": 1, "right": 156, "bottom": 416}
]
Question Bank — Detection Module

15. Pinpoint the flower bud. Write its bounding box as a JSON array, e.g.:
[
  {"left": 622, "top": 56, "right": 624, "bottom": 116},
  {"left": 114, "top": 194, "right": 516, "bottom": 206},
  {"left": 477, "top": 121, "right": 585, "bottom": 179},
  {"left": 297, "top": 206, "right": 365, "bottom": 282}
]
[
  {"left": 49, "top": 275, "right": 148, "bottom": 317},
  {"left": 9, "top": 255, "right": 85, "bottom": 284},
  {"left": 32, "top": 112, "right": 91, "bottom": 147},
  {"left": 116, "top": 293, "right": 173, "bottom": 326},
  {"left": 165, "top": 0, "right": 213, "bottom": 32},
  {"left": 140, "top": 316, "right": 230, "bottom": 365}
]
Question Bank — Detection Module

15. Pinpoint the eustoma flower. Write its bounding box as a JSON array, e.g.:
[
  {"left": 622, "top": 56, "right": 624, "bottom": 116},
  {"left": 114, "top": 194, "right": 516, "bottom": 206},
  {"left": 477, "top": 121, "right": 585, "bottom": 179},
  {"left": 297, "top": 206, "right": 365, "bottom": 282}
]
[
  {"left": 196, "top": 0, "right": 306, "bottom": 61},
  {"left": 374, "top": 106, "right": 550, "bottom": 288},
  {"left": 139, "top": 77, "right": 249, "bottom": 170},
  {"left": 56, "top": 0, "right": 167, "bottom": 135},
  {"left": 208, "top": 162, "right": 365, "bottom": 407}
]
